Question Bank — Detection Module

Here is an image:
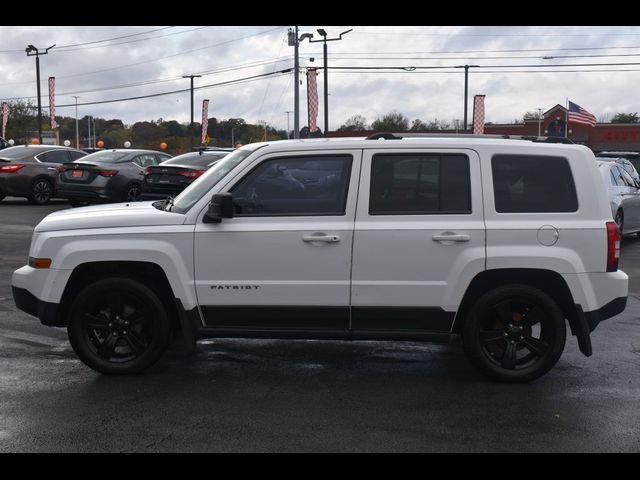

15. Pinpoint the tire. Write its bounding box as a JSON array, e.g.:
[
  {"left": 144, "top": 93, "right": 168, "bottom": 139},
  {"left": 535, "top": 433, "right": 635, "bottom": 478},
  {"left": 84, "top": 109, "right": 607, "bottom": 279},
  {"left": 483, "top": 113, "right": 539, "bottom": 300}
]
[
  {"left": 124, "top": 183, "right": 142, "bottom": 202},
  {"left": 462, "top": 285, "right": 566, "bottom": 383},
  {"left": 28, "top": 178, "right": 53, "bottom": 205},
  {"left": 67, "top": 277, "right": 170, "bottom": 374},
  {"left": 615, "top": 210, "right": 624, "bottom": 236}
]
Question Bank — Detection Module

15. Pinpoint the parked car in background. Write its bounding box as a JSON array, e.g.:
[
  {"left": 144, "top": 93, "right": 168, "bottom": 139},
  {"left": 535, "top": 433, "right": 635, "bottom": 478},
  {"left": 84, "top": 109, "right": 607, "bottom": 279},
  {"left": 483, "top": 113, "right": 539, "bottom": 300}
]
[
  {"left": 597, "top": 156, "right": 640, "bottom": 185},
  {"left": 141, "top": 149, "right": 232, "bottom": 199},
  {"left": 597, "top": 159, "right": 640, "bottom": 236},
  {"left": 597, "top": 151, "right": 640, "bottom": 176},
  {"left": 0, "top": 136, "right": 10, "bottom": 150},
  {"left": 0, "top": 145, "right": 87, "bottom": 204},
  {"left": 56, "top": 149, "right": 172, "bottom": 204}
]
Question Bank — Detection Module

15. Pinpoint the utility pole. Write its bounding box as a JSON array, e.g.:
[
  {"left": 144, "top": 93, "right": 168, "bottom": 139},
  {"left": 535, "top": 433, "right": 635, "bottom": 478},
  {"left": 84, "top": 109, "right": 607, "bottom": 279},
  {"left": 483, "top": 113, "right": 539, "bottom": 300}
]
[
  {"left": 25, "top": 44, "right": 55, "bottom": 144},
  {"left": 289, "top": 27, "right": 314, "bottom": 139},
  {"left": 457, "top": 64, "right": 478, "bottom": 132},
  {"left": 309, "top": 28, "right": 352, "bottom": 136},
  {"left": 285, "top": 111, "right": 291, "bottom": 139},
  {"left": 183, "top": 74, "right": 201, "bottom": 150},
  {"left": 72, "top": 96, "right": 80, "bottom": 149},
  {"left": 87, "top": 116, "right": 91, "bottom": 149}
]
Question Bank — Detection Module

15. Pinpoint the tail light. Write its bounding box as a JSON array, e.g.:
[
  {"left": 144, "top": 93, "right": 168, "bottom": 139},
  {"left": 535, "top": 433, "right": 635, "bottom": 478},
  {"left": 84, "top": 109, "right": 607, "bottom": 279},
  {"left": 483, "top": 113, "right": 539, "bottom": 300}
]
[
  {"left": 96, "top": 169, "right": 118, "bottom": 177},
  {"left": 56, "top": 165, "right": 66, "bottom": 173},
  {"left": 606, "top": 221, "right": 620, "bottom": 272},
  {"left": 0, "top": 164, "right": 25, "bottom": 173},
  {"left": 143, "top": 167, "right": 152, "bottom": 176},
  {"left": 175, "top": 169, "right": 206, "bottom": 179}
]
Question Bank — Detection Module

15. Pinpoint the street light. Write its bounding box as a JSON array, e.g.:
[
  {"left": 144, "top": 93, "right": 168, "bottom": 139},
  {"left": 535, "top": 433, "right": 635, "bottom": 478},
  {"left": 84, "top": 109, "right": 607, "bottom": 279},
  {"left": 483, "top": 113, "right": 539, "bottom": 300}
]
[
  {"left": 285, "top": 111, "right": 291, "bottom": 139},
  {"left": 72, "top": 96, "right": 80, "bottom": 148},
  {"left": 183, "top": 74, "right": 201, "bottom": 150},
  {"left": 309, "top": 28, "right": 352, "bottom": 136},
  {"left": 536, "top": 108, "right": 544, "bottom": 136},
  {"left": 289, "top": 27, "right": 314, "bottom": 139},
  {"left": 25, "top": 44, "right": 55, "bottom": 145}
]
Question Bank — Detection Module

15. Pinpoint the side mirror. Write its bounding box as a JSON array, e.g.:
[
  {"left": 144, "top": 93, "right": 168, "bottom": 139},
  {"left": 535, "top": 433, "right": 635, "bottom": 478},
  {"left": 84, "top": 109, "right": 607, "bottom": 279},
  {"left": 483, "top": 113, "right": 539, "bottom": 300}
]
[{"left": 203, "top": 192, "right": 234, "bottom": 223}]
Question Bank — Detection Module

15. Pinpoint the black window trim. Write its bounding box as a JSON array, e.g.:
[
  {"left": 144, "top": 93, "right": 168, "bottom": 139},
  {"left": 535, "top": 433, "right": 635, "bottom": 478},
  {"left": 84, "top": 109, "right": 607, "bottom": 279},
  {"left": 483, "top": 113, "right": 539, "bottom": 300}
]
[
  {"left": 368, "top": 152, "right": 472, "bottom": 216},
  {"left": 230, "top": 153, "right": 354, "bottom": 218}
]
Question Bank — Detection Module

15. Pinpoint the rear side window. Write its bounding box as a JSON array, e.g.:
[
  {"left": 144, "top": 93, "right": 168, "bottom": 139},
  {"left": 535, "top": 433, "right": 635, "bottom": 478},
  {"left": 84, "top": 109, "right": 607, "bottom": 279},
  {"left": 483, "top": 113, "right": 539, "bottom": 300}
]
[
  {"left": 492, "top": 155, "right": 578, "bottom": 213},
  {"left": 369, "top": 153, "right": 471, "bottom": 215},
  {"left": 38, "top": 150, "right": 70, "bottom": 164}
]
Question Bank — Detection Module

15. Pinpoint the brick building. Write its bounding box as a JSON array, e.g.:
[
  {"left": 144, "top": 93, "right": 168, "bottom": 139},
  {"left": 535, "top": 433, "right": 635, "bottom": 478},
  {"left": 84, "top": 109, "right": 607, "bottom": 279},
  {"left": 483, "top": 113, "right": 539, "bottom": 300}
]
[{"left": 329, "top": 104, "right": 640, "bottom": 152}]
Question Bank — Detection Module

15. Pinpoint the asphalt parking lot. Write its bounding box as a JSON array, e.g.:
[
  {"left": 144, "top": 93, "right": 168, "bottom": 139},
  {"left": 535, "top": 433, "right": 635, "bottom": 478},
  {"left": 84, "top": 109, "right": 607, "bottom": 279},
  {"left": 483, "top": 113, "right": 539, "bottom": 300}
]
[{"left": 1, "top": 197, "right": 639, "bottom": 452}]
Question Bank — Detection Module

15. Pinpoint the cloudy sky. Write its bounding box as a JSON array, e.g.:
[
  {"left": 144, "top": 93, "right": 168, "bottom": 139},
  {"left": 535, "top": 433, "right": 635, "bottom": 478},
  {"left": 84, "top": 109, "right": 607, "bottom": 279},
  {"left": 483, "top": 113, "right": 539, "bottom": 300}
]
[{"left": 1, "top": 25, "right": 640, "bottom": 132}]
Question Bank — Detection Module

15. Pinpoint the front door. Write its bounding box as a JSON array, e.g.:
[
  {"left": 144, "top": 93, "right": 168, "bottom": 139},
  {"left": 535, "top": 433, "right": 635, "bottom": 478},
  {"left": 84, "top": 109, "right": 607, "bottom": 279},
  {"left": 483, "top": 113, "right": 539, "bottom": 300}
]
[
  {"left": 350, "top": 148, "right": 485, "bottom": 333},
  {"left": 193, "top": 149, "right": 362, "bottom": 332}
]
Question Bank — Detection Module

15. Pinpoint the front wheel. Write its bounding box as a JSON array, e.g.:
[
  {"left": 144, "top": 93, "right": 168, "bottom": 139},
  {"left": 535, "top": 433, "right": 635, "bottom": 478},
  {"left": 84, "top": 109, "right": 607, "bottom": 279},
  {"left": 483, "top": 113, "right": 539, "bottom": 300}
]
[
  {"left": 124, "top": 183, "right": 142, "bottom": 202},
  {"left": 462, "top": 285, "right": 566, "bottom": 383},
  {"left": 67, "top": 277, "right": 170, "bottom": 374}
]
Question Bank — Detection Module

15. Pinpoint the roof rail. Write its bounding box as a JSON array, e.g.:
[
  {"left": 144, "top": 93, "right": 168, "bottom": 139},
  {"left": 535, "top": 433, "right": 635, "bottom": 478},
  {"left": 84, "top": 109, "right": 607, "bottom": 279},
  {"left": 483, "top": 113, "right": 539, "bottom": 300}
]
[{"left": 365, "top": 132, "right": 575, "bottom": 144}]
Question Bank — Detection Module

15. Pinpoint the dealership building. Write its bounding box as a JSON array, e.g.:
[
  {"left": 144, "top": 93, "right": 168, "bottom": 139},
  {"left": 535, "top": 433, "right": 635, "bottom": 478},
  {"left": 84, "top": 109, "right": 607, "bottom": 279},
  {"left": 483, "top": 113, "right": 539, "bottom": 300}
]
[{"left": 329, "top": 104, "right": 640, "bottom": 153}]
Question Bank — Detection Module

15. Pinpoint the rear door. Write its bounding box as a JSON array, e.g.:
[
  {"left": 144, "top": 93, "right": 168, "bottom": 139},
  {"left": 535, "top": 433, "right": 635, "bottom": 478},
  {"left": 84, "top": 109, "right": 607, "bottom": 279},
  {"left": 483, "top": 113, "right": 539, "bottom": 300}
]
[{"left": 350, "top": 148, "right": 485, "bottom": 334}]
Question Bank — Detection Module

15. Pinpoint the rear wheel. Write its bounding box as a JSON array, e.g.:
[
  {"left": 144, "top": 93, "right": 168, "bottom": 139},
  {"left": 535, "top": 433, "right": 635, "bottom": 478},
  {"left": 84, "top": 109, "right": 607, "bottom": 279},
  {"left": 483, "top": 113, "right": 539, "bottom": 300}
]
[
  {"left": 462, "top": 285, "right": 566, "bottom": 383},
  {"left": 615, "top": 210, "right": 624, "bottom": 236},
  {"left": 28, "top": 179, "right": 53, "bottom": 205},
  {"left": 67, "top": 277, "right": 170, "bottom": 374}
]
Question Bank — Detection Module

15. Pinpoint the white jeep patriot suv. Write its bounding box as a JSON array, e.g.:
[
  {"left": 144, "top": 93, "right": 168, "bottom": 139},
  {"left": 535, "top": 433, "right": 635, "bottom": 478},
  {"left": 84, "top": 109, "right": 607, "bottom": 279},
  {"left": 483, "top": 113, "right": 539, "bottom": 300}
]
[{"left": 12, "top": 134, "right": 628, "bottom": 382}]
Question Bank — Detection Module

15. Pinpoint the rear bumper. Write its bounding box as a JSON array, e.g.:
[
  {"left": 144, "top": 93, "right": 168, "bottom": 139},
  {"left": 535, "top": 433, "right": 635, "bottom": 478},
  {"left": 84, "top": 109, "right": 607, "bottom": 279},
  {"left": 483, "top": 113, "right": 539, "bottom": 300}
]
[
  {"left": 12, "top": 286, "right": 62, "bottom": 326},
  {"left": 582, "top": 296, "right": 627, "bottom": 331}
]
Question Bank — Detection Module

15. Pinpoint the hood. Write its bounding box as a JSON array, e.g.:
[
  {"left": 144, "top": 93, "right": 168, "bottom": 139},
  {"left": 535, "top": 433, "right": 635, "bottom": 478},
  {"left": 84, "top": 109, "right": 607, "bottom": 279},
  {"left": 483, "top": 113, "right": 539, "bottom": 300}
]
[{"left": 35, "top": 201, "right": 185, "bottom": 232}]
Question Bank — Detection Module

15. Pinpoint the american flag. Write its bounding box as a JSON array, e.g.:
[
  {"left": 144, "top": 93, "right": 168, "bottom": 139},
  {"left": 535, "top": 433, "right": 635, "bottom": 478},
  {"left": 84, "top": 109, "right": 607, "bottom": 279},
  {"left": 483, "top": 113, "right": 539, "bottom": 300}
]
[
  {"left": 48, "top": 77, "right": 57, "bottom": 129},
  {"left": 201, "top": 99, "right": 209, "bottom": 145},
  {"left": 568, "top": 100, "right": 596, "bottom": 127},
  {"left": 472, "top": 94, "right": 486, "bottom": 134},
  {"left": 1, "top": 102, "right": 8, "bottom": 138},
  {"left": 307, "top": 68, "right": 318, "bottom": 133}
]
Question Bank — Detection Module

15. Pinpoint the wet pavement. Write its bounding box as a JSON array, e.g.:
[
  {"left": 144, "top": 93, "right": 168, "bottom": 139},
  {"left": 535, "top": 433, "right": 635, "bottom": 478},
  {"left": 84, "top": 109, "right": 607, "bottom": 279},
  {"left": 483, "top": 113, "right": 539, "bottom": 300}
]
[{"left": 1, "top": 197, "right": 639, "bottom": 452}]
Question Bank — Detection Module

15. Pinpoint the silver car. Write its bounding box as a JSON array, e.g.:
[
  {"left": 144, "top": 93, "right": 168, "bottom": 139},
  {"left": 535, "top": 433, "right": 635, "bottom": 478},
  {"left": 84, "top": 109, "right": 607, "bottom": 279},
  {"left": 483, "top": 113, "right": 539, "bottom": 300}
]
[
  {"left": 597, "top": 160, "right": 640, "bottom": 236},
  {"left": 596, "top": 156, "right": 640, "bottom": 185}
]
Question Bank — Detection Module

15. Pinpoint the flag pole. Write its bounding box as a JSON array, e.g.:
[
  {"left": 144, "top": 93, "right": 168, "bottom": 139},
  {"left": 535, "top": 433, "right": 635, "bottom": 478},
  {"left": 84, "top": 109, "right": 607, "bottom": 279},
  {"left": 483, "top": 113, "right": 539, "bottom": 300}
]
[{"left": 565, "top": 97, "right": 569, "bottom": 138}]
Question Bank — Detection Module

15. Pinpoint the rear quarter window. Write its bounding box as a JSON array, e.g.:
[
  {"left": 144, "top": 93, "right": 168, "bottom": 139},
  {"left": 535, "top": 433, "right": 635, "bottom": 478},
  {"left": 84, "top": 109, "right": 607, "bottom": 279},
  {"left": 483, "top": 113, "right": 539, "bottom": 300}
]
[{"left": 492, "top": 154, "right": 578, "bottom": 213}]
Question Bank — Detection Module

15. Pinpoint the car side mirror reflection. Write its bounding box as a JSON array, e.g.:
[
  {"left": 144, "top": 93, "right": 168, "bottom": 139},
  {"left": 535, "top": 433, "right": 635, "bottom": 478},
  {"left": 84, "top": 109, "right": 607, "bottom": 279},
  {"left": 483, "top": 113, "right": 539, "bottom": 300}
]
[{"left": 203, "top": 192, "right": 234, "bottom": 223}]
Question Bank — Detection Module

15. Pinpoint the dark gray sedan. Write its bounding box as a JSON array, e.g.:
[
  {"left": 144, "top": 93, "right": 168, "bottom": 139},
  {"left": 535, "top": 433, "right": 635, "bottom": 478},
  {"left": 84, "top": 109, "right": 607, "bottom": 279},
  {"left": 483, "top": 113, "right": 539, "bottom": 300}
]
[
  {"left": 56, "top": 149, "right": 171, "bottom": 204},
  {"left": 0, "top": 145, "right": 87, "bottom": 204}
]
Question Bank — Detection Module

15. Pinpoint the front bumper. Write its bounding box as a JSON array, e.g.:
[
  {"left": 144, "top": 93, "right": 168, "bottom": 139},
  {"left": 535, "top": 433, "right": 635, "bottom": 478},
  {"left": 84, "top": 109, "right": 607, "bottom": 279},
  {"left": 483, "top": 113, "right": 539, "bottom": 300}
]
[{"left": 12, "top": 286, "right": 62, "bottom": 326}]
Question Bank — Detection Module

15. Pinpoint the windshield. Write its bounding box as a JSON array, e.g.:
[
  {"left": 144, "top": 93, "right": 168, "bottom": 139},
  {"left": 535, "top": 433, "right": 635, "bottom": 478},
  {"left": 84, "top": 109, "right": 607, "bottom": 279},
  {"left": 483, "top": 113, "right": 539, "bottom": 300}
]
[
  {"left": 169, "top": 146, "right": 260, "bottom": 214},
  {"left": 79, "top": 151, "right": 130, "bottom": 163},
  {"left": 161, "top": 152, "right": 228, "bottom": 168}
]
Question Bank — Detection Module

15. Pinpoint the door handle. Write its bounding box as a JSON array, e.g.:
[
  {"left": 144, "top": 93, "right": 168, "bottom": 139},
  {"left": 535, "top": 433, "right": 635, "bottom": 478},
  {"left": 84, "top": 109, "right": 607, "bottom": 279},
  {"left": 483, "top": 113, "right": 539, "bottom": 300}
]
[
  {"left": 302, "top": 234, "right": 341, "bottom": 243},
  {"left": 432, "top": 233, "right": 470, "bottom": 243},
  {"left": 47, "top": 167, "right": 57, "bottom": 171}
]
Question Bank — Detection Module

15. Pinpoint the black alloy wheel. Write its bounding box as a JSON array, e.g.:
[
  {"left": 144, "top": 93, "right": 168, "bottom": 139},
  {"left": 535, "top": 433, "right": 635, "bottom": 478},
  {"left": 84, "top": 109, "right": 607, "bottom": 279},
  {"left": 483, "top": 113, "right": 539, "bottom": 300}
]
[
  {"left": 29, "top": 179, "right": 52, "bottom": 205},
  {"left": 615, "top": 210, "right": 624, "bottom": 236},
  {"left": 463, "top": 285, "right": 566, "bottom": 383},
  {"left": 67, "top": 278, "right": 169, "bottom": 374},
  {"left": 125, "top": 183, "right": 142, "bottom": 202}
]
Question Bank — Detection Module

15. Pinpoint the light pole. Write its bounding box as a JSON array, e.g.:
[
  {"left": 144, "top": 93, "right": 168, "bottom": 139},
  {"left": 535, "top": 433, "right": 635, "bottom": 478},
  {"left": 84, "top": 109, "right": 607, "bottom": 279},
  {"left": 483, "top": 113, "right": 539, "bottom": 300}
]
[
  {"left": 87, "top": 115, "right": 91, "bottom": 149},
  {"left": 289, "top": 27, "right": 314, "bottom": 139},
  {"left": 285, "top": 111, "right": 291, "bottom": 139},
  {"left": 536, "top": 108, "right": 544, "bottom": 136},
  {"left": 309, "top": 28, "right": 352, "bottom": 136},
  {"left": 183, "top": 74, "right": 201, "bottom": 150},
  {"left": 25, "top": 44, "right": 55, "bottom": 144},
  {"left": 72, "top": 96, "right": 80, "bottom": 148}
]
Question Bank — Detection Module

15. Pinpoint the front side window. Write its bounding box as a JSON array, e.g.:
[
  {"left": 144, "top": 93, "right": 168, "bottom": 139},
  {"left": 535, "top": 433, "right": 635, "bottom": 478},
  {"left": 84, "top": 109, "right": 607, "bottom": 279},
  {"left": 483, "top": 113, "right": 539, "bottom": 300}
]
[
  {"left": 231, "top": 155, "right": 353, "bottom": 216},
  {"left": 369, "top": 153, "right": 471, "bottom": 215},
  {"left": 492, "top": 154, "right": 578, "bottom": 213}
]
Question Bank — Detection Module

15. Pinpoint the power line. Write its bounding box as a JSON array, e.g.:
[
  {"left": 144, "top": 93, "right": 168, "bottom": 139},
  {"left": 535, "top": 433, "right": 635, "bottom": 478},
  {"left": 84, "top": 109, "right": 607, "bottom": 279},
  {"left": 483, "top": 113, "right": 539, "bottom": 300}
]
[
  {"left": 49, "top": 69, "right": 292, "bottom": 108},
  {"left": 0, "top": 26, "right": 176, "bottom": 53}
]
